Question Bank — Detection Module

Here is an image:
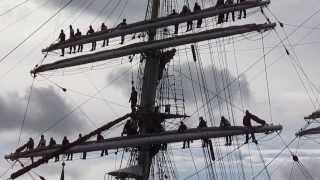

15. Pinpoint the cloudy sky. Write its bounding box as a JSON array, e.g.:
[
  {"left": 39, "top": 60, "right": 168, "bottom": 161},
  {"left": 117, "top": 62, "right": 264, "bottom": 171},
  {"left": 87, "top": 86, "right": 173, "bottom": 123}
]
[{"left": 0, "top": 0, "right": 320, "bottom": 179}]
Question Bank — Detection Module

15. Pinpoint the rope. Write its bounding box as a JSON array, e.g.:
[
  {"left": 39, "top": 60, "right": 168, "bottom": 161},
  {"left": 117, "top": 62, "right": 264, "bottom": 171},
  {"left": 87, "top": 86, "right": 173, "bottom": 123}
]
[{"left": 0, "top": 0, "right": 32, "bottom": 17}]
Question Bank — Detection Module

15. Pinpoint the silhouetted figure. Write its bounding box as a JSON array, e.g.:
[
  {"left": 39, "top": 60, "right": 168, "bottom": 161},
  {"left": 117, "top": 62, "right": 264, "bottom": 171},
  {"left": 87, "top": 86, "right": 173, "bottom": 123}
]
[
  {"left": 178, "top": 121, "right": 190, "bottom": 149},
  {"left": 78, "top": 134, "right": 86, "bottom": 159},
  {"left": 220, "top": 116, "right": 232, "bottom": 146},
  {"left": 225, "top": 0, "right": 235, "bottom": 22},
  {"left": 237, "top": 0, "right": 246, "bottom": 19},
  {"left": 193, "top": 2, "right": 202, "bottom": 28},
  {"left": 62, "top": 136, "right": 73, "bottom": 160},
  {"left": 170, "top": 9, "right": 179, "bottom": 34},
  {"left": 69, "top": 25, "right": 76, "bottom": 53},
  {"left": 180, "top": 5, "right": 192, "bottom": 31},
  {"left": 129, "top": 87, "right": 138, "bottom": 112},
  {"left": 48, "top": 137, "right": 59, "bottom": 162},
  {"left": 87, "top": 25, "right": 96, "bottom": 51},
  {"left": 117, "top": 19, "right": 127, "bottom": 44},
  {"left": 75, "top": 28, "right": 83, "bottom": 52},
  {"left": 243, "top": 110, "right": 266, "bottom": 144},
  {"left": 159, "top": 49, "right": 176, "bottom": 80},
  {"left": 216, "top": 0, "right": 225, "bottom": 24},
  {"left": 97, "top": 133, "right": 108, "bottom": 156},
  {"left": 122, "top": 119, "right": 138, "bottom": 136},
  {"left": 198, "top": 117, "right": 210, "bottom": 147},
  {"left": 37, "top": 135, "right": 46, "bottom": 149},
  {"left": 26, "top": 138, "right": 34, "bottom": 151},
  {"left": 101, "top": 23, "right": 109, "bottom": 47},
  {"left": 58, "top": 30, "right": 66, "bottom": 56}
]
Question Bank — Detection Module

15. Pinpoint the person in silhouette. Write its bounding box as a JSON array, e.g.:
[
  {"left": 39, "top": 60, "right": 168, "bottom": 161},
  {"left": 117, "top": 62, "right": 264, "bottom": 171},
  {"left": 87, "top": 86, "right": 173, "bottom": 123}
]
[
  {"left": 26, "top": 138, "right": 34, "bottom": 151},
  {"left": 58, "top": 30, "right": 66, "bottom": 56},
  {"left": 78, "top": 134, "right": 86, "bottom": 159},
  {"left": 48, "top": 137, "right": 59, "bottom": 162},
  {"left": 225, "top": 0, "right": 235, "bottom": 22},
  {"left": 216, "top": 0, "right": 225, "bottom": 24},
  {"left": 220, "top": 116, "right": 232, "bottom": 146},
  {"left": 243, "top": 110, "right": 267, "bottom": 144},
  {"left": 97, "top": 133, "right": 108, "bottom": 156},
  {"left": 62, "top": 136, "right": 73, "bottom": 160},
  {"left": 198, "top": 117, "right": 210, "bottom": 147},
  {"left": 193, "top": 2, "right": 202, "bottom": 28},
  {"left": 69, "top": 25, "right": 76, "bottom": 53},
  {"left": 129, "top": 86, "right": 138, "bottom": 112},
  {"left": 37, "top": 135, "right": 46, "bottom": 149},
  {"left": 87, "top": 25, "right": 96, "bottom": 51},
  {"left": 117, "top": 19, "right": 127, "bottom": 44},
  {"left": 100, "top": 23, "right": 109, "bottom": 47},
  {"left": 178, "top": 121, "right": 190, "bottom": 148},
  {"left": 237, "top": 0, "right": 246, "bottom": 19},
  {"left": 170, "top": 9, "right": 179, "bottom": 34},
  {"left": 75, "top": 28, "right": 83, "bottom": 52},
  {"left": 180, "top": 5, "right": 192, "bottom": 32},
  {"left": 122, "top": 119, "right": 138, "bottom": 136}
]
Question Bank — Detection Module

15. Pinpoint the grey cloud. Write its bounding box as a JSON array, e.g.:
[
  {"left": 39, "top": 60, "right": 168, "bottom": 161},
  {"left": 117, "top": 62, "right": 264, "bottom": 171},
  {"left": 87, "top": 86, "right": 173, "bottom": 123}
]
[{"left": 0, "top": 86, "right": 86, "bottom": 136}]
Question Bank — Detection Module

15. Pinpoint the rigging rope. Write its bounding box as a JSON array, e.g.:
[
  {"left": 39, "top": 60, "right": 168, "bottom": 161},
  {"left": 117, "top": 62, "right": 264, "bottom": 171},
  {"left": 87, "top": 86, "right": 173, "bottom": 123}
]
[{"left": 0, "top": 0, "right": 32, "bottom": 17}]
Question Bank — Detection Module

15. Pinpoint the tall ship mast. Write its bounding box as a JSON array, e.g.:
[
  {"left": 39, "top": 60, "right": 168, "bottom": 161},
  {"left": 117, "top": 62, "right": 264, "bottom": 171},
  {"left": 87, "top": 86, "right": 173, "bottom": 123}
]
[{"left": 4, "top": 0, "right": 288, "bottom": 179}]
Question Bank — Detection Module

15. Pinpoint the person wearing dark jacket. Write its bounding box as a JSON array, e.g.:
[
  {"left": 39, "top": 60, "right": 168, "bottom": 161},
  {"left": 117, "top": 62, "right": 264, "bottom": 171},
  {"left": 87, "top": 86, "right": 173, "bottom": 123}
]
[
  {"left": 75, "top": 28, "right": 83, "bottom": 52},
  {"left": 37, "top": 135, "right": 46, "bottom": 149},
  {"left": 58, "top": 30, "right": 66, "bottom": 56},
  {"left": 129, "top": 87, "right": 138, "bottom": 112},
  {"left": 225, "top": 0, "right": 235, "bottom": 22},
  {"left": 170, "top": 9, "right": 179, "bottom": 34},
  {"left": 243, "top": 110, "right": 267, "bottom": 144},
  {"left": 178, "top": 121, "right": 190, "bottom": 148},
  {"left": 180, "top": 5, "right": 192, "bottom": 32},
  {"left": 49, "top": 137, "right": 59, "bottom": 162},
  {"left": 69, "top": 25, "right": 76, "bottom": 53},
  {"left": 198, "top": 117, "right": 210, "bottom": 147},
  {"left": 101, "top": 23, "right": 109, "bottom": 47},
  {"left": 237, "top": 0, "right": 247, "bottom": 19},
  {"left": 87, "top": 25, "right": 96, "bottom": 51},
  {"left": 62, "top": 136, "right": 73, "bottom": 160},
  {"left": 193, "top": 2, "right": 202, "bottom": 28},
  {"left": 117, "top": 19, "right": 127, "bottom": 44},
  {"left": 78, "top": 134, "right": 87, "bottom": 159},
  {"left": 220, "top": 116, "right": 232, "bottom": 146},
  {"left": 97, "top": 133, "right": 108, "bottom": 156},
  {"left": 216, "top": 0, "right": 225, "bottom": 24}
]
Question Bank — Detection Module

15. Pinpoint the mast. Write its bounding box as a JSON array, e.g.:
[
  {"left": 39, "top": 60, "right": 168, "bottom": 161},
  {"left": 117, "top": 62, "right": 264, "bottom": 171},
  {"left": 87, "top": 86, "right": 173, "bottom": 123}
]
[{"left": 138, "top": 0, "right": 161, "bottom": 179}]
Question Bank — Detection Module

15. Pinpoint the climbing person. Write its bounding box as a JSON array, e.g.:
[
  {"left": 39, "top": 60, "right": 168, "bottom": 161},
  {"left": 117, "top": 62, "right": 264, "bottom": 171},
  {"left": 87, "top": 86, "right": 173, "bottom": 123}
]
[
  {"left": 58, "top": 29, "right": 66, "bottom": 56},
  {"left": 69, "top": 25, "right": 76, "bottom": 53},
  {"left": 26, "top": 138, "right": 34, "bottom": 151},
  {"left": 216, "top": 0, "right": 225, "bottom": 24},
  {"left": 78, "top": 134, "right": 86, "bottom": 159},
  {"left": 117, "top": 18, "right": 127, "bottom": 44},
  {"left": 87, "top": 25, "right": 96, "bottom": 51},
  {"left": 75, "top": 28, "right": 83, "bottom": 52},
  {"left": 243, "top": 110, "right": 267, "bottom": 144},
  {"left": 237, "top": 0, "right": 246, "bottom": 19},
  {"left": 180, "top": 5, "right": 192, "bottom": 31},
  {"left": 193, "top": 2, "right": 202, "bottom": 28},
  {"left": 62, "top": 136, "right": 73, "bottom": 160},
  {"left": 101, "top": 23, "right": 109, "bottom": 47},
  {"left": 225, "top": 0, "right": 235, "bottom": 22},
  {"left": 220, "top": 116, "right": 232, "bottom": 146},
  {"left": 97, "top": 133, "right": 108, "bottom": 156},
  {"left": 198, "top": 117, "right": 210, "bottom": 147},
  {"left": 37, "top": 135, "right": 46, "bottom": 149},
  {"left": 129, "top": 86, "right": 138, "bottom": 112},
  {"left": 49, "top": 137, "right": 59, "bottom": 162},
  {"left": 158, "top": 49, "right": 176, "bottom": 80},
  {"left": 170, "top": 9, "right": 179, "bottom": 34},
  {"left": 178, "top": 121, "right": 190, "bottom": 149}
]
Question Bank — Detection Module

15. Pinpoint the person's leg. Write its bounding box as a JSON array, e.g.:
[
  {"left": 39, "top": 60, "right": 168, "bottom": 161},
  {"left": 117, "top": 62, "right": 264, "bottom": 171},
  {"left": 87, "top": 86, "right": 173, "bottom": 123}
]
[{"left": 244, "top": 133, "right": 249, "bottom": 144}]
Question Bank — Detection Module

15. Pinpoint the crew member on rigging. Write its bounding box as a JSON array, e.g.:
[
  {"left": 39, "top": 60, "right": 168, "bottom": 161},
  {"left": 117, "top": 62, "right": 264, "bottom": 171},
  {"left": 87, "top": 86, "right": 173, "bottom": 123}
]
[
  {"left": 97, "top": 133, "right": 108, "bottom": 156},
  {"left": 225, "top": 0, "right": 235, "bottom": 22},
  {"left": 62, "top": 136, "right": 73, "bottom": 160},
  {"left": 122, "top": 119, "right": 138, "bottom": 136},
  {"left": 116, "top": 18, "right": 127, "bottom": 45},
  {"left": 87, "top": 25, "right": 96, "bottom": 51},
  {"left": 78, "top": 133, "right": 86, "bottom": 160},
  {"left": 216, "top": 0, "right": 225, "bottom": 24},
  {"left": 237, "top": 0, "right": 247, "bottom": 19},
  {"left": 26, "top": 138, "right": 34, "bottom": 151},
  {"left": 193, "top": 2, "right": 202, "bottom": 28},
  {"left": 129, "top": 86, "right": 138, "bottom": 112},
  {"left": 243, "top": 110, "right": 267, "bottom": 144},
  {"left": 69, "top": 25, "right": 76, "bottom": 54},
  {"left": 48, "top": 137, "right": 59, "bottom": 162},
  {"left": 101, "top": 23, "right": 109, "bottom": 47},
  {"left": 58, "top": 29, "right": 66, "bottom": 56},
  {"left": 198, "top": 117, "right": 210, "bottom": 147},
  {"left": 220, "top": 116, "right": 232, "bottom": 146},
  {"left": 169, "top": 9, "right": 179, "bottom": 34},
  {"left": 37, "top": 135, "right": 46, "bottom": 149},
  {"left": 75, "top": 28, "right": 83, "bottom": 52},
  {"left": 178, "top": 121, "right": 190, "bottom": 149},
  {"left": 180, "top": 5, "right": 193, "bottom": 32}
]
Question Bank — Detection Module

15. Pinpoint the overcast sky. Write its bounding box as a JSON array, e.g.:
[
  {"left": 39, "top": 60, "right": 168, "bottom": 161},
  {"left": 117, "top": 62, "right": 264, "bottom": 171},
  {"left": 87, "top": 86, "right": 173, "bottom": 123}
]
[{"left": 0, "top": 0, "right": 320, "bottom": 180}]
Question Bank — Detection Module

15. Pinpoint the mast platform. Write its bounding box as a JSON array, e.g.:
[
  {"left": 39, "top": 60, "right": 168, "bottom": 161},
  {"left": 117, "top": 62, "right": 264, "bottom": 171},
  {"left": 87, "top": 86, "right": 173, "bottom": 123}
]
[
  {"left": 5, "top": 125, "right": 282, "bottom": 161},
  {"left": 42, "top": 0, "right": 270, "bottom": 53}
]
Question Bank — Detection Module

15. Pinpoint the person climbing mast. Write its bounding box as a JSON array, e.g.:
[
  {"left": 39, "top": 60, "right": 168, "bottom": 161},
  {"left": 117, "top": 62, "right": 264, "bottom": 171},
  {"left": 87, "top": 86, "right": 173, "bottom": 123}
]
[
  {"left": 243, "top": 110, "right": 267, "bottom": 144},
  {"left": 129, "top": 86, "right": 138, "bottom": 112}
]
